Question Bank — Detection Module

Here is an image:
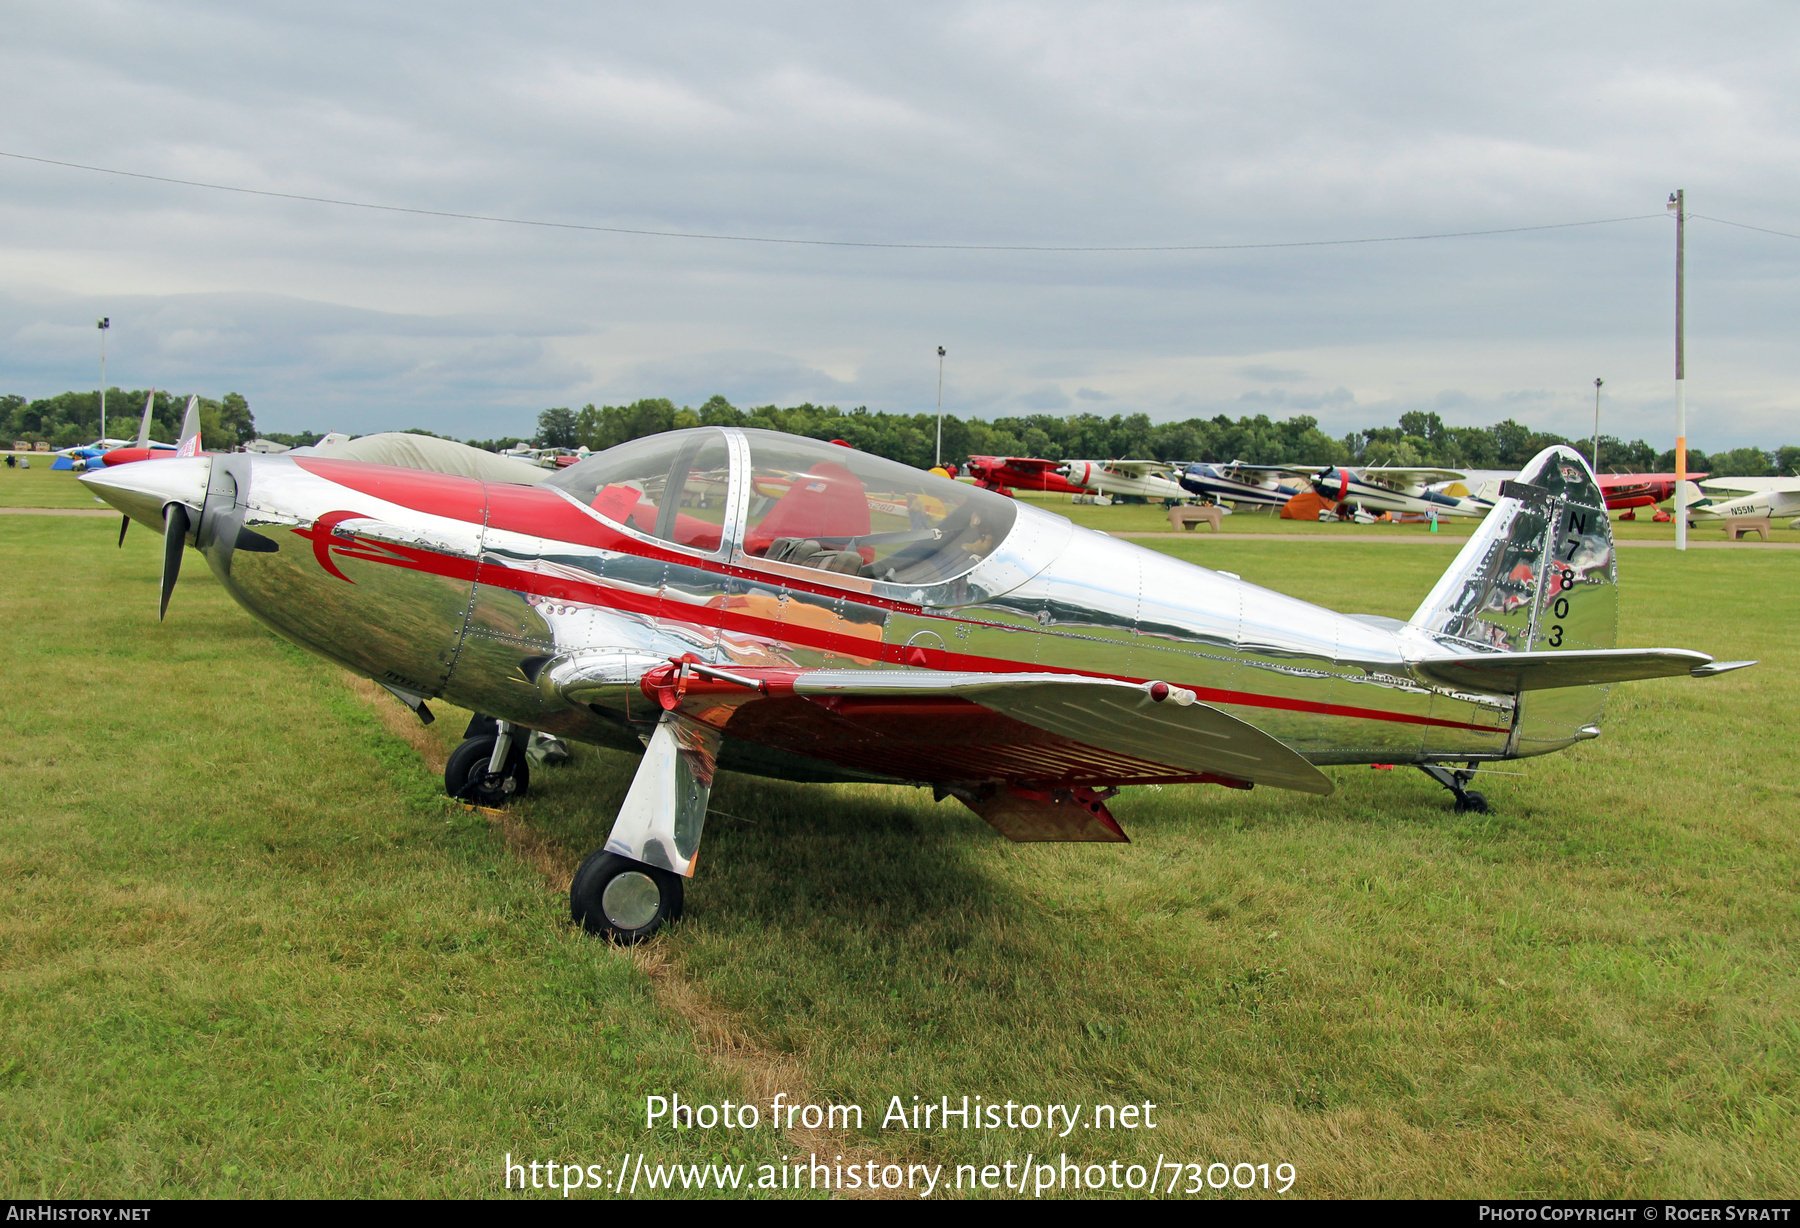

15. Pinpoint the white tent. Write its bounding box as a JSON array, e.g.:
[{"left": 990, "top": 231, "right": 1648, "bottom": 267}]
[{"left": 293, "top": 432, "right": 548, "bottom": 484}]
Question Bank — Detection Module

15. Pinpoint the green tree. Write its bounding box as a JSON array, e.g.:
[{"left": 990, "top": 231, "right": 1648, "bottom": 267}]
[{"left": 536, "top": 407, "right": 578, "bottom": 449}]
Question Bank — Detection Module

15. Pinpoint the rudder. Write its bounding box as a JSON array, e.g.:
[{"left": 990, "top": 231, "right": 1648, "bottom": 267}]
[{"left": 1409, "top": 446, "right": 1617, "bottom": 755}]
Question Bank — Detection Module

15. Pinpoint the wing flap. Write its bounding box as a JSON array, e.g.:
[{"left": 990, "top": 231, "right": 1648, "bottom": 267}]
[{"left": 792, "top": 670, "right": 1333, "bottom": 794}]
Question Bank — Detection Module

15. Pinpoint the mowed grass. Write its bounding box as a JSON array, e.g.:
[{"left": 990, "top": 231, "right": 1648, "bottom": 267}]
[
  {"left": 0, "top": 462, "right": 117, "bottom": 509},
  {"left": 3, "top": 515, "right": 1795, "bottom": 1199},
  {"left": 0, "top": 517, "right": 768, "bottom": 1198},
  {"left": 511, "top": 538, "right": 1798, "bottom": 1198}
]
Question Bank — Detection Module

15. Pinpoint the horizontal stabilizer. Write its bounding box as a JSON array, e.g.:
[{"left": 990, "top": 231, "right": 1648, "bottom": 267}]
[{"left": 1412, "top": 648, "right": 1747, "bottom": 694}]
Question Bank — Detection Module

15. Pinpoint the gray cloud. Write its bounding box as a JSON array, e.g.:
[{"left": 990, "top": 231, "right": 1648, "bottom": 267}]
[
  {"left": 1237, "top": 364, "right": 1308, "bottom": 383},
  {"left": 2, "top": 2, "right": 1798, "bottom": 447}
]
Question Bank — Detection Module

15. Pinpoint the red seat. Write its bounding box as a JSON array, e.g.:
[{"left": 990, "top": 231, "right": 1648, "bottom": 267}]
[
  {"left": 744, "top": 462, "right": 871, "bottom": 559},
  {"left": 592, "top": 483, "right": 722, "bottom": 550}
]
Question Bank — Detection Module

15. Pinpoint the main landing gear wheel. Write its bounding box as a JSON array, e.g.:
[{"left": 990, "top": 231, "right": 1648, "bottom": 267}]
[
  {"left": 570, "top": 851, "right": 683, "bottom": 944},
  {"left": 445, "top": 735, "right": 530, "bottom": 807}
]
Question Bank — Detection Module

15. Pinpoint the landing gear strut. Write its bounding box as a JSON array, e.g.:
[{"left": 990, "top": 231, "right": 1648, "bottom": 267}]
[{"left": 1418, "top": 763, "right": 1490, "bottom": 813}]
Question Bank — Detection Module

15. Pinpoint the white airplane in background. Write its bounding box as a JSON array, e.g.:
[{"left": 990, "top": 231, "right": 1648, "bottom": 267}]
[
  {"left": 1682, "top": 476, "right": 1800, "bottom": 526},
  {"left": 1425, "top": 469, "right": 1520, "bottom": 503},
  {"left": 1058, "top": 458, "right": 1189, "bottom": 503}
]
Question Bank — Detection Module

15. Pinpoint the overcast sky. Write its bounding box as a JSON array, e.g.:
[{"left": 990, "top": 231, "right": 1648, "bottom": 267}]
[{"left": 3, "top": 1, "right": 1797, "bottom": 447}]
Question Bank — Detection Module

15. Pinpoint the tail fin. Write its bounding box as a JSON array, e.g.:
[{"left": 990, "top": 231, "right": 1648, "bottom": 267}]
[
  {"left": 134, "top": 390, "right": 156, "bottom": 448},
  {"left": 174, "top": 395, "right": 203, "bottom": 458},
  {"left": 1410, "top": 445, "right": 1615, "bottom": 653},
  {"left": 1409, "top": 445, "right": 1616, "bottom": 755}
]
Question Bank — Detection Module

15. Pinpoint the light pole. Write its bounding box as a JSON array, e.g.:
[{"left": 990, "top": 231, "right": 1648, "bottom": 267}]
[
  {"left": 1592, "top": 377, "right": 1603, "bottom": 472},
  {"left": 1668, "top": 190, "right": 1687, "bottom": 551},
  {"left": 97, "top": 317, "right": 110, "bottom": 442},
  {"left": 934, "top": 345, "right": 946, "bottom": 469}
]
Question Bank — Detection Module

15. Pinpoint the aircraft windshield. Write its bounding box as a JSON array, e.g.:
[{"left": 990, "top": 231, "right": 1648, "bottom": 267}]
[
  {"left": 542, "top": 429, "right": 732, "bottom": 553},
  {"left": 739, "top": 430, "right": 1016, "bottom": 585}
]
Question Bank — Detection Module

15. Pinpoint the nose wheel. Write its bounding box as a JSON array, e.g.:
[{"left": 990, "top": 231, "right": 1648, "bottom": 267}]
[{"left": 570, "top": 851, "right": 683, "bottom": 944}]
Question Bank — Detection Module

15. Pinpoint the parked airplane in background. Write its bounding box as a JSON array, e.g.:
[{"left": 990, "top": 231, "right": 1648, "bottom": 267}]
[
  {"left": 1596, "top": 472, "right": 1706, "bottom": 512},
  {"left": 1311, "top": 466, "right": 1494, "bottom": 518},
  {"left": 1178, "top": 461, "right": 1314, "bottom": 507},
  {"left": 100, "top": 394, "right": 201, "bottom": 467},
  {"left": 81, "top": 430, "right": 1748, "bottom": 944},
  {"left": 1682, "top": 476, "right": 1800, "bottom": 526},
  {"left": 964, "top": 455, "right": 1088, "bottom": 496},
  {"left": 1434, "top": 470, "right": 1707, "bottom": 515},
  {"left": 1058, "top": 458, "right": 1188, "bottom": 503}
]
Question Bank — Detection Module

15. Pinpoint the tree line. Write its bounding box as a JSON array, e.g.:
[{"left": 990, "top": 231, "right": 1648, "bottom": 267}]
[
  {"left": 2, "top": 389, "right": 256, "bottom": 450},
  {"left": 8, "top": 386, "right": 1795, "bottom": 477},
  {"left": 532, "top": 397, "right": 1799, "bottom": 477}
]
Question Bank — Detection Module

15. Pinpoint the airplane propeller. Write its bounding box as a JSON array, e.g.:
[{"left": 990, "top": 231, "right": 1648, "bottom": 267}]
[
  {"left": 160, "top": 503, "right": 190, "bottom": 621},
  {"left": 118, "top": 515, "right": 130, "bottom": 547}
]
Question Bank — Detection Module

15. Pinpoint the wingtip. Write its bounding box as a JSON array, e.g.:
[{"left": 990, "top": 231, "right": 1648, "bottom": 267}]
[{"left": 1691, "top": 660, "right": 1758, "bottom": 678}]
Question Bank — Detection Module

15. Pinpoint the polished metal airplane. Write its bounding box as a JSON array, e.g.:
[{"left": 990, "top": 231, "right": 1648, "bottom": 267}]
[{"left": 81, "top": 430, "right": 1750, "bottom": 943}]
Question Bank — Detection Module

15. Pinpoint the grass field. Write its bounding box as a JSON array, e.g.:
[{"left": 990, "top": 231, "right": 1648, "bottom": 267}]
[
  {"left": 0, "top": 462, "right": 118, "bottom": 509},
  {"left": 2, "top": 512, "right": 1795, "bottom": 1199}
]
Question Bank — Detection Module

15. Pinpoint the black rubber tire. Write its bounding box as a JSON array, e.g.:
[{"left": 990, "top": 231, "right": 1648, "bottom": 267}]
[
  {"left": 570, "top": 850, "right": 684, "bottom": 944},
  {"left": 1454, "top": 790, "right": 1491, "bottom": 815},
  {"left": 444, "top": 735, "right": 530, "bottom": 806}
]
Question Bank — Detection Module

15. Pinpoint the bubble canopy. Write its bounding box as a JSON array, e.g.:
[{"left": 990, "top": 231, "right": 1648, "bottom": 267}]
[{"left": 542, "top": 428, "right": 1019, "bottom": 586}]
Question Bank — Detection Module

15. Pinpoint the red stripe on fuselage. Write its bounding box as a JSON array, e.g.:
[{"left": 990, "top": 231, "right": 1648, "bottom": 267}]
[{"left": 293, "top": 460, "right": 1499, "bottom": 735}]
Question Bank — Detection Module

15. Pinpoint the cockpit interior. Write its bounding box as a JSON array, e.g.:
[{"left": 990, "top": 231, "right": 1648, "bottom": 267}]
[{"left": 543, "top": 428, "right": 1019, "bottom": 587}]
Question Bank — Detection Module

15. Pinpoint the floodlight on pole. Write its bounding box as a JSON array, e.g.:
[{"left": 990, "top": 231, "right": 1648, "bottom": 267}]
[
  {"left": 934, "top": 345, "right": 946, "bottom": 469},
  {"left": 97, "top": 317, "right": 110, "bottom": 442},
  {"left": 1592, "top": 377, "right": 1603, "bottom": 473},
  {"left": 1668, "top": 190, "right": 1686, "bottom": 551}
]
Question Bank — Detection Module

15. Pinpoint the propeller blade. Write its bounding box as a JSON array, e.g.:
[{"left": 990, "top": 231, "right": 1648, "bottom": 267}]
[
  {"left": 118, "top": 514, "right": 129, "bottom": 548},
  {"left": 159, "top": 503, "right": 190, "bottom": 621}
]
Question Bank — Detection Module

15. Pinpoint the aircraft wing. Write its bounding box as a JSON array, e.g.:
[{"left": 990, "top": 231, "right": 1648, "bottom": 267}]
[
  {"left": 562, "top": 665, "right": 1334, "bottom": 795},
  {"left": 1358, "top": 466, "right": 1466, "bottom": 489},
  {"left": 998, "top": 457, "right": 1063, "bottom": 473},
  {"left": 1101, "top": 459, "right": 1177, "bottom": 477},
  {"left": 1411, "top": 648, "right": 1752, "bottom": 694},
  {"left": 1699, "top": 475, "right": 1800, "bottom": 495},
  {"left": 1221, "top": 462, "right": 1321, "bottom": 481}
]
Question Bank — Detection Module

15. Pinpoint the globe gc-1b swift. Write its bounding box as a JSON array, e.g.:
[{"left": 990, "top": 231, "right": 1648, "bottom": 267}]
[{"left": 82, "top": 430, "right": 1750, "bottom": 943}]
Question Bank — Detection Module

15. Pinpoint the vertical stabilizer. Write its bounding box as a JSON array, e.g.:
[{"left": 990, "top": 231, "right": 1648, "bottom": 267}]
[
  {"left": 1408, "top": 446, "right": 1617, "bottom": 755},
  {"left": 134, "top": 390, "right": 156, "bottom": 448},
  {"left": 175, "top": 395, "right": 203, "bottom": 458}
]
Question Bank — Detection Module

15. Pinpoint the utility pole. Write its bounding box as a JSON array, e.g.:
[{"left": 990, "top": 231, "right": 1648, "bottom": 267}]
[
  {"left": 97, "top": 317, "right": 110, "bottom": 442},
  {"left": 1592, "top": 377, "right": 1603, "bottom": 472},
  {"left": 1668, "top": 190, "right": 1687, "bottom": 551},
  {"left": 934, "top": 345, "right": 946, "bottom": 469}
]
